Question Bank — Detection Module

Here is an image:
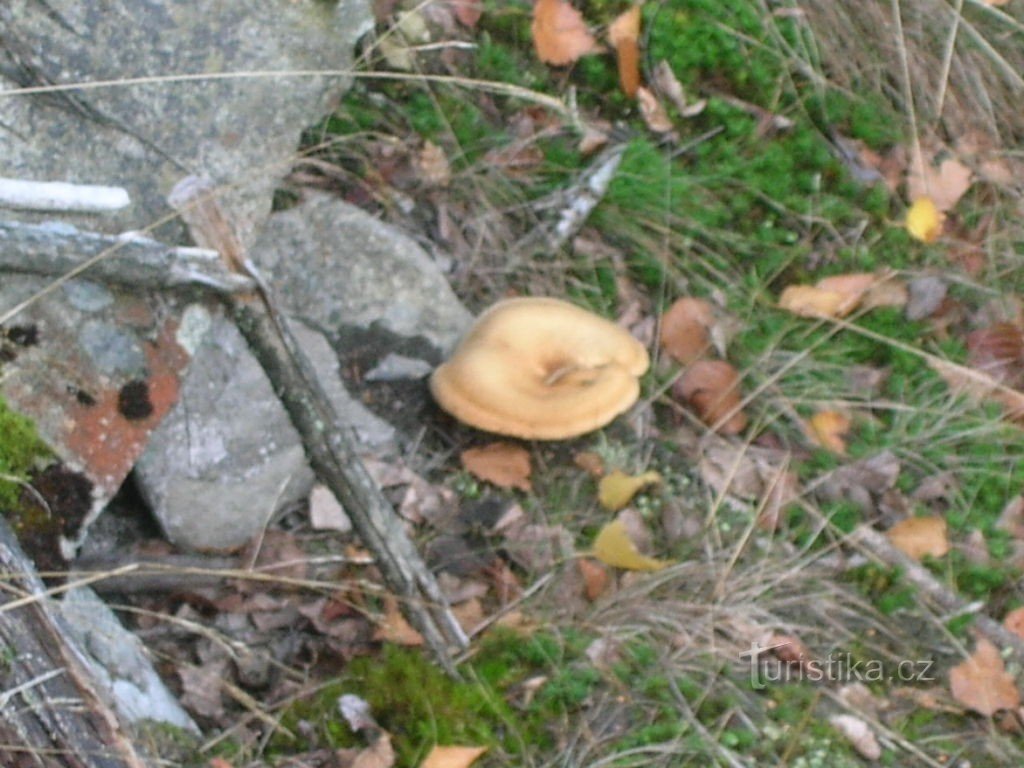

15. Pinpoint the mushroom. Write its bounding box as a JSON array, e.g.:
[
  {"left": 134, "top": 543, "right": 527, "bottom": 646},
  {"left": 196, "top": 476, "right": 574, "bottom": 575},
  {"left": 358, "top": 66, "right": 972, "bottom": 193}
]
[{"left": 430, "top": 297, "right": 649, "bottom": 439}]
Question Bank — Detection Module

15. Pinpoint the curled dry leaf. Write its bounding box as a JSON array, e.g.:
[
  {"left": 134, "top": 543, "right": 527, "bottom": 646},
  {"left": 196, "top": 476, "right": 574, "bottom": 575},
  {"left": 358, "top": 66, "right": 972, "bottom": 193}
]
[
  {"left": 460, "top": 442, "right": 532, "bottom": 492},
  {"left": 636, "top": 86, "right": 674, "bottom": 134},
  {"left": 906, "top": 196, "right": 944, "bottom": 243},
  {"left": 765, "top": 633, "right": 811, "bottom": 666},
  {"left": 829, "top": 715, "right": 882, "bottom": 761},
  {"left": 592, "top": 518, "right": 670, "bottom": 571},
  {"left": 949, "top": 638, "right": 1021, "bottom": 716},
  {"left": 608, "top": 5, "right": 641, "bottom": 98},
  {"left": 598, "top": 469, "right": 661, "bottom": 511},
  {"left": 531, "top": 0, "right": 599, "bottom": 66},
  {"left": 805, "top": 410, "right": 851, "bottom": 455},
  {"left": 421, "top": 745, "right": 488, "bottom": 768},
  {"left": 886, "top": 516, "right": 950, "bottom": 560},
  {"left": 675, "top": 360, "right": 747, "bottom": 434},
  {"left": 659, "top": 297, "right": 713, "bottom": 364},
  {"left": 577, "top": 557, "right": 611, "bottom": 600},
  {"left": 651, "top": 59, "right": 706, "bottom": 117}
]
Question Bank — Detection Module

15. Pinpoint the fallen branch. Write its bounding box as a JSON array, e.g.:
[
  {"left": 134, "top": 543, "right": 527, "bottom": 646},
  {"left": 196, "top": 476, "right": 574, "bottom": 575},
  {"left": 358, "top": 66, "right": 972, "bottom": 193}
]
[
  {"left": 0, "top": 177, "right": 129, "bottom": 213},
  {"left": 850, "top": 525, "right": 1024, "bottom": 660},
  {"left": 0, "top": 515, "right": 151, "bottom": 768},
  {"left": 0, "top": 219, "right": 256, "bottom": 294},
  {"left": 169, "top": 177, "right": 468, "bottom": 671}
]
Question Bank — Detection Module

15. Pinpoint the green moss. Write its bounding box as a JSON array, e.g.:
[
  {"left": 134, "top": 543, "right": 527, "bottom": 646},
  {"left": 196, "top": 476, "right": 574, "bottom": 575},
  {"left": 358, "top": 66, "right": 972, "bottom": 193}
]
[{"left": 0, "top": 396, "right": 50, "bottom": 509}]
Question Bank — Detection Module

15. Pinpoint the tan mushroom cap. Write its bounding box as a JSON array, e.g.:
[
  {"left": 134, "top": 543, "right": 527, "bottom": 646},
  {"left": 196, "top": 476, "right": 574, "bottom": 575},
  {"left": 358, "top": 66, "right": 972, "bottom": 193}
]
[{"left": 430, "top": 297, "right": 650, "bottom": 440}]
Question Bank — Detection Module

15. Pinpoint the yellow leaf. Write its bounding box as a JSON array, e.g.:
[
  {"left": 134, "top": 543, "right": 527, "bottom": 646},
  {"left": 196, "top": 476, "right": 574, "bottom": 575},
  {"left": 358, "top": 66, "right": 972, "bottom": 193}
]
[
  {"left": 906, "top": 197, "right": 943, "bottom": 243},
  {"left": 886, "top": 516, "right": 950, "bottom": 561},
  {"left": 420, "top": 745, "right": 488, "bottom": 768},
  {"left": 598, "top": 469, "right": 661, "bottom": 511},
  {"left": 593, "top": 519, "right": 670, "bottom": 571}
]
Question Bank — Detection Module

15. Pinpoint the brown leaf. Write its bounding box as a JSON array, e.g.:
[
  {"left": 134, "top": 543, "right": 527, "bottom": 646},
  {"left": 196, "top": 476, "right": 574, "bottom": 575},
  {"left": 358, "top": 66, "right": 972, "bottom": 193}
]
[
  {"left": 608, "top": 6, "right": 641, "bottom": 98},
  {"left": 949, "top": 638, "right": 1021, "bottom": 716},
  {"left": 765, "top": 633, "right": 811, "bottom": 666},
  {"left": 421, "top": 746, "right": 488, "bottom": 768},
  {"left": 461, "top": 442, "right": 532, "bottom": 492},
  {"left": 930, "top": 356, "right": 1024, "bottom": 422},
  {"left": 352, "top": 733, "right": 396, "bottom": 768},
  {"left": 675, "top": 360, "right": 747, "bottom": 434},
  {"left": 451, "top": 597, "right": 486, "bottom": 636},
  {"left": 967, "top": 323, "right": 1024, "bottom": 388},
  {"left": 372, "top": 595, "right": 424, "bottom": 646},
  {"left": 573, "top": 450, "right": 605, "bottom": 476},
  {"left": 416, "top": 140, "right": 451, "bottom": 188},
  {"left": 779, "top": 273, "right": 875, "bottom": 319},
  {"left": 998, "top": 496, "right": 1024, "bottom": 539},
  {"left": 907, "top": 155, "right": 973, "bottom": 213},
  {"left": 778, "top": 284, "right": 847, "bottom": 319},
  {"left": 886, "top": 516, "right": 950, "bottom": 560},
  {"left": 805, "top": 410, "right": 851, "bottom": 455},
  {"left": 659, "top": 297, "right": 713, "bottom": 364},
  {"left": 1004, "top": 607, "right": 1024, "bottom": 640},
  {"left": 651, "top": 59, "right": 706, "bottom": 117},
  {"left": 636, "top": 86, "right": 674, "bottom": 133},
  {"left": 531, "top": 0, "right": 599, "bottom": 66},
  {"left": 450, "top": 0, "right": 482, "bottom": 28},
  {"left": 577, "top": 557, "right": 611, "bottom": 600},
  {"left": 829, "top": 715, "right": 882, "bottom": 761}
]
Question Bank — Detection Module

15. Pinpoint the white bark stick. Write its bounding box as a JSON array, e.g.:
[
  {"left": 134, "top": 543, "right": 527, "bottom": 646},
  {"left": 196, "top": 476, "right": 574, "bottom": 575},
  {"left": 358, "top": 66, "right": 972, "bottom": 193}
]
[{"left": 0, "top": 177, "right": 130, "bottom": 213}]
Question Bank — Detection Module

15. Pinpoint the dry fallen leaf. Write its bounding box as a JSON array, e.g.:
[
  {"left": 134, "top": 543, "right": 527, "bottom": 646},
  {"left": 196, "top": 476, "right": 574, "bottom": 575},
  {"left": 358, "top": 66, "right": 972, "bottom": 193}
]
[
  {"left": 417, "top": 140, "right": 451, "bottom": 188},
  {"left": 461, "top": 442, "right": 532, "bottom": 492},
  {"left": 574, "top": 450, "right": 606, "bottom": 476},
  {"left": 907, "top": 155, "right": 973, "bottom": 213},
  {"left": 886, "top": 516, "right": 950, "bottom": 560},
  {"left": 651, "top": 59, "right": 706, "bottom": 117},
  {"left": 805, "top": 410, "right": 851, "bottom": 455},
  {"left": 966, "top": 323, "right": 1024, "bottom": 388},
  {"left": 608, "top": 5, "right": 641, "bottom": 98},
  {"left": 829, "top": 715, "right": 882, "bottom": 760},
  {"left": 531, "top": 0, "right": 599, "bottom": 66},
  {"left": 636, "top": 86, "right": 674, "bottom": 133},
  {"left": 598, "top": 469, "right": 662, "bottom": 511},
  {"left": 592, "top": 518, "right": 670, "bottom": 571},
  {"left": 778, "top": 284, "right": 846, "bottom": 318},
  {"left": 1004, "top": 607, "right": 1024, "bottom": 640},
  {"left": 577, "top": 557, "right": 611, "bottom": 600},
  {"left": 353, "top": 733, "right": 396, "bottom": 768},
  {"left": 930, "top": 356, "right": 1024, "bottom": 422},
  {"left": 659, "top": 297, "right": 713, "bottom": 364},
  {"left": 906, "top": 196, "right": 944, "bottom": 243},
  {"left": 420, "top": 746, "right": 488, "bottom": 768},
  {"left": 675, "top": 360, "right": 747, "bottom": 434},
  {"left": 949, "top": 638, "right": 1021, "bottom": 716},
  {"left": 765, "top": 633, "right": 812, "bottom": 666},
  {"left": 372, "top": 595, "right": 424, "bottom": 646},
  {"left": 779, "top": 273, "right": 875, "bottom": 319},
  {"left": 450, "top": 0, "right": 483, "bottom": 28}
]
